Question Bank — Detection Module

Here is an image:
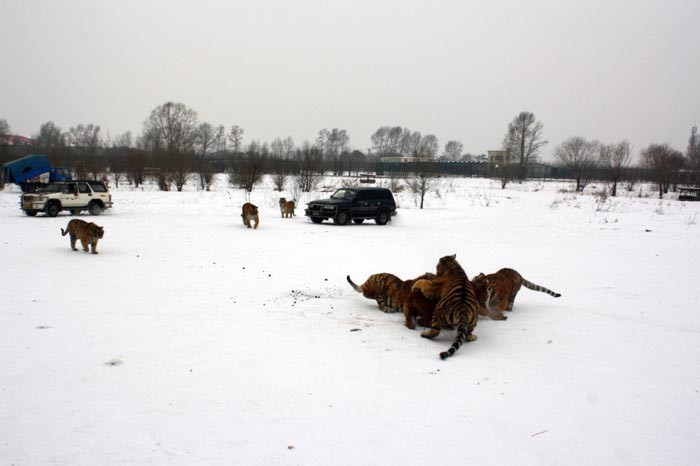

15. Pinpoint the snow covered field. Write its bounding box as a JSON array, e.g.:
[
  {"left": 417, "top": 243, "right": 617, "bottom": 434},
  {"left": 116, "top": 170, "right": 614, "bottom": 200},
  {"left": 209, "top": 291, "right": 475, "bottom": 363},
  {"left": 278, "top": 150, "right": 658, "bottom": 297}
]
[{"left": 1, "top": 175, "right": 699, "bottom": 466}]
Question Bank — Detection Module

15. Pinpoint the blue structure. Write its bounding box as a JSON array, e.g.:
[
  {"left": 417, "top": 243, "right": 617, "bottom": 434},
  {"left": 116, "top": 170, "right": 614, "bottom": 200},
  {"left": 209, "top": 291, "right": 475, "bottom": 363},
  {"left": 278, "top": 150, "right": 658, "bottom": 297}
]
[{"left": 2, "top": 154, "right": 71, "bottom": 186}]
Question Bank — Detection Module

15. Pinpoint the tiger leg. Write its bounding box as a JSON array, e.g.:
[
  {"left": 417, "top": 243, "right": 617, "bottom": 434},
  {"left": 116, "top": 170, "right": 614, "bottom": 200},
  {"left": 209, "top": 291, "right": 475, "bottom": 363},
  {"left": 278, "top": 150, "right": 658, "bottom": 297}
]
[
  {"left": 243, "top": 217, "right": 250, "bottom": 228},
  {"left": 254, "top": 217, "right": 259, "bottom": 229},
  {"left": 90, "top": 240, "right": 98, "bottom": 254},
  {"left": 376, "top": 298, "right": 395, "bottom": 313},
  {"left": 80, "top": 237, "right": 89, "bottom": 252},
  {"left": 69, "top": 233, "right": 78, "bottom": 251},
  {"left": 421, "top": 327, "right": 441, "bottom": 339},
  {"left": 485, "top": 307, "right": 507, "bottom": 320},
  {"left": 412, "top": 294, "right": 435, "bottom": 328},
  {"left": 402, "top": 300, "right": 416, "bottom": 330}
]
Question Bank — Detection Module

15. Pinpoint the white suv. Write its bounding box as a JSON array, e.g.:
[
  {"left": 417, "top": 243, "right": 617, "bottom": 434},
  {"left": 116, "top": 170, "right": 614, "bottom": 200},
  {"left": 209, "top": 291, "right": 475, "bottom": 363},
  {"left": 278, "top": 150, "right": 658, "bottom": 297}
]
[{"left": 21, "top": 181, "right": 113, "bottom": 217}]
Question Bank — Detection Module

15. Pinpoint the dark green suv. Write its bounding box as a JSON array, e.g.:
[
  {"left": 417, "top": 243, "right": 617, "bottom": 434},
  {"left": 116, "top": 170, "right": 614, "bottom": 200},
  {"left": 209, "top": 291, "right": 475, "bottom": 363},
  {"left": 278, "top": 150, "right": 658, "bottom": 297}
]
[{"left": 304, "top": 187, "right": 397, "bottom": 225}]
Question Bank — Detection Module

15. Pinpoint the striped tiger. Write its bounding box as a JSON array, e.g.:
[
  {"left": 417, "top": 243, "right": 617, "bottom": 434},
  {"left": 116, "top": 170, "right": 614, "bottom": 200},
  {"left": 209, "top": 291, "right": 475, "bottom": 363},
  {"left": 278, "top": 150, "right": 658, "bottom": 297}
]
[
  {"left": 241, "top": 203, "right": 259, "bottom": 229},
  {"left": 471, "top": 268, "right": 561, "bottom": 316},
  {"left": 60, "top": 219, "right": 104, "bottom": 254},
  {"left": 279, "top": 198, "right": 296, "bottom": 218},
  {"left": 346, "top": 272, "right": 437, "bottom": 329},
  {"left": 410, "top": 254, "right": 480, "bottom": 360}
]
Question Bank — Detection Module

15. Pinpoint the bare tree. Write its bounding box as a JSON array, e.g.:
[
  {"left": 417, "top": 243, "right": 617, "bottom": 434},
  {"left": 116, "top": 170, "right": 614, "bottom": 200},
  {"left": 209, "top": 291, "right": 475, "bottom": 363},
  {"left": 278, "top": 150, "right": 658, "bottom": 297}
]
[
  {"left": 318, "top": 128, "right": 350, "bottom": 173},
  {"left": 194, "top": 122, "right": 219, "bottom": 190},
  {"left": 196, "top": 122, "right": 217, "bottom": 158},
  {"left": 554, "top": 136, "right": 600, "bottom": 192},
  {"left": 0, "top": 118, "right": 9, "bottom": 139},
  {"left": 114, "top": 131, "right": 133, "bottom": 149},
  {"left": 214, "top": 125, "right": 227, "bottom": 152},
  {"left": 503, "top": 111, "right": 548, "bottom": 180},
  {"left": 106, "top": 145, "right": 128, "bottom": 188},
  {"left": 294, "top": 142, "right": 323, "bottom": 192},
  {"left": 495, "top": 153, "right": 515, "bottom": 189},
  {"left": 193, "top": 157, "right": 216, "bottom": 191},
  {"left": 270, "top": 136, "right": 295, "bottom": 159},
  {"left": 371, "top": 126, "right": 405, "bottom": 156},
  {"left": 327, "top": 128, "right": 350, "bottom": 157},
  {"left": 686, "top": 124, "right": 700, "bottom": 185},
  {"left": 405, "top": 160, "right": 434, "bottom": 209},
  {"left": 229, "top": 140, "right": 266, "bottom": 194},
  {"left": 641, "top": 143, "right": 685, "bottom": 198},
  {"left": 35, "top": 121, "right": 68, "bottom": 166},
  {"left": 68, "top": 123, "right": 104, "bottom": 180},
  {"left": 402, "top": 130, "right": 422, "bottom": 156},
  {"left": 600, "top": 140, "right": 632, "bottom": 196},
  {"left": 418, "top": 134, "right": 439, "bottom": 158},
  {"left": 443, "top": 140, "right": 463, "bottom": 161},
  {"left": 0, "top": 119, "right": 10, "bottom": 189},
  {"left": 339, "top": 150, "right": 366, "bottom": 176},
  {"left": 141, "top": 102, "right": 199, "bottom": 191},
  {"left": 228, "top": 125, "right": 244, "bottom": 153},
  {"left": 125, "top": 149, "right": 148, "bottom": 188}
]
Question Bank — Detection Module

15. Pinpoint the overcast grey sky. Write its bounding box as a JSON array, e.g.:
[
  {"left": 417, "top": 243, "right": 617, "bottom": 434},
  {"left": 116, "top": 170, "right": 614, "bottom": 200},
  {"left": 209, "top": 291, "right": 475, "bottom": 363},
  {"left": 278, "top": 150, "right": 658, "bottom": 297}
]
[{"left": 1, "top": 0, "right": 698, "bottom": 161}]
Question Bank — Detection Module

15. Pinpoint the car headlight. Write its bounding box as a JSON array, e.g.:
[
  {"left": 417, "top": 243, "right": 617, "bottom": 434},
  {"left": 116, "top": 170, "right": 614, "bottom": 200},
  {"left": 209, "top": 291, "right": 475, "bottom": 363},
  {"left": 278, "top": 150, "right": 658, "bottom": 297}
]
[{"left": 322, "top": 205, "right": 336, "bottom": 211}]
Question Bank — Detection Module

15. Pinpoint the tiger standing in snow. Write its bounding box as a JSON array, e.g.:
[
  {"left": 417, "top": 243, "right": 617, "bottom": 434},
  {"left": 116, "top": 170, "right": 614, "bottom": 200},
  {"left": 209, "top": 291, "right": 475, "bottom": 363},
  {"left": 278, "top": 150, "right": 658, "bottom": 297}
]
[
  {"left": 347, "top": 272, "right": 437, "bottom": 329},
  {"left": 241, "top": 203, "right": 259, "bottom": 229},
  {"left": 279, "top": 198, "right": 296, "bottom": 218},
  {"left": 471, "top": 268, "right": 561, "bottom": 317},
  {"left": 60, "top": 219, "right": 104, "bottom": 254},
  {"left": 410, "top": 254, "right": 480, "bottom": 360}
]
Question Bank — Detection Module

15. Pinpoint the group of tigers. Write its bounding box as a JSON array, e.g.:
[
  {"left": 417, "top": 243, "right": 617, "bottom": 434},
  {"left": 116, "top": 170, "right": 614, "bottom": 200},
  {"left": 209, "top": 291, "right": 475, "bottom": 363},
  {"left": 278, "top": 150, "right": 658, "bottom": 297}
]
[
  {"left": 347, "top": 254, "right": 561, "bottom": 360},
  {"left": 57, "top": 207, "right": 559, "bottom": 361},
  {"left": 59, "top": 197, "right": 296, "bottom": 253},
  {"left": 241, "top": 198, "right": 296, "bottom": 229}
]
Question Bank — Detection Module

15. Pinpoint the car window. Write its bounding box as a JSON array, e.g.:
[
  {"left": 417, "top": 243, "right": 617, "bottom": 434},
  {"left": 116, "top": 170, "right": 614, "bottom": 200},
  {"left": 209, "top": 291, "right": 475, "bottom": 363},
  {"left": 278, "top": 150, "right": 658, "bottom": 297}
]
[
  {"left": 89, "top": 182, "right": 107, "bottom": 193},
  {"left": 357, "top": 191, "right": 370, "bottom": 201},
  {"left": 78, "top": 183, "right": 90, "bottom": 193},
  {"left": 44, "top": 183, "right": 63, "bottom": 193}
]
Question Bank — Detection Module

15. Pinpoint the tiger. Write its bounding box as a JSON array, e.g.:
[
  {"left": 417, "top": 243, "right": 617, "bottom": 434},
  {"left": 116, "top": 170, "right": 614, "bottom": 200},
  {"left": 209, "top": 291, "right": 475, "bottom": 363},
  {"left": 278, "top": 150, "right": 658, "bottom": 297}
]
[
  {"left": 60, "top": 219, "right": 104, "bottom": 254},
  {"left": 241, "top": 203, "right": 259, "bottom": 229},
  {"left": 409, "top": 254, "right": 480, "bottom": 360},
  {"left": 471, "top": 268, "right": 561, "bottom": 315},
  {"left": 346, "top": 272, "right": 437, "bottom": 329},
  {"left": 279, "top": 198, "right": 296, "bottom": 218}
]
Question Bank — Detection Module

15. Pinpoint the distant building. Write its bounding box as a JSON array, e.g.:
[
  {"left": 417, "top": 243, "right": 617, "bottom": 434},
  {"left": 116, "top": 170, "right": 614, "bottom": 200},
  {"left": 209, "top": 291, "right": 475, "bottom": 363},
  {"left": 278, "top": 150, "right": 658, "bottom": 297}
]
[
  {"left": 487, "top": 149, "right": 540, "bottom": 165},
  {"left": 487, "top": 150, "right": 511, "bottom": 165},
  {"left": 0, "top": 134, "right": 36, "bottom": 146}
]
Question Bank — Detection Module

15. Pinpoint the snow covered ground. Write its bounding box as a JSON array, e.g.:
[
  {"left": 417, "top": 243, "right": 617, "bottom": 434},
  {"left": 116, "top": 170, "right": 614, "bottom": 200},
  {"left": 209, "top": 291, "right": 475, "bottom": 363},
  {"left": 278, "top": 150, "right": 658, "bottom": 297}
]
[{"left": 1, "top": 175, "right": 699, "bottom": 466}]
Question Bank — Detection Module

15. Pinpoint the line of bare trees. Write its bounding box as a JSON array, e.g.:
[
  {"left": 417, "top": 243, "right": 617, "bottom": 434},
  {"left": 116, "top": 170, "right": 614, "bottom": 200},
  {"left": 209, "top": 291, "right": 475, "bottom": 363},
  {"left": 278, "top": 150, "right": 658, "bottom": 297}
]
[{"left": 4, "top": 109, "right": 700, "bottom": 200}]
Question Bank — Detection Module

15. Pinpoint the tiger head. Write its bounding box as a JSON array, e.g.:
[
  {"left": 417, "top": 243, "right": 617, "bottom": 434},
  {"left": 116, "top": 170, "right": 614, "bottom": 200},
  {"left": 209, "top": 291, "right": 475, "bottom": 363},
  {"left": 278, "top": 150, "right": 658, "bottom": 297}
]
[
  {"left": 436, "top": 254, "right": 458, "bottom": 276},
  {"left": 89, "top": 223, "right": 105, "bottom": 239},
  {"left": 472, "top": 274, "right": 495, "bottom": 310},
  {"left": 279, "top": 197, "right": 287, "bottom": 207}
]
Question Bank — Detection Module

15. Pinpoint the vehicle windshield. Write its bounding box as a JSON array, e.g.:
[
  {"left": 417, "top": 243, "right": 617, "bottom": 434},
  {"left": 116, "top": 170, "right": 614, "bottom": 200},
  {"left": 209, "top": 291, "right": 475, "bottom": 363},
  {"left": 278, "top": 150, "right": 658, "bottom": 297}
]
[
  {"left": 331, "top": 189, "right": 356, "bottom": 200},
  {"left": 40, "top": 183, "right": 65, "bottom": 193}
]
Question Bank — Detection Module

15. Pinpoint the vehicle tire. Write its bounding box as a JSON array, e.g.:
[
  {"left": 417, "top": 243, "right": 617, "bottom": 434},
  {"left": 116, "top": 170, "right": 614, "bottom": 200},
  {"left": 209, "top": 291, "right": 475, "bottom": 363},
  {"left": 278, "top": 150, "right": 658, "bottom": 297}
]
[
  {"left": 70, "top": 209, "right": 81, "bottom": 216},
  {"left": 24, "top": 210, "right": 38, "bottom": 217},
  {"left": 88, "top": 201, "right": 103, "bottom": 216},
  {"left": 376, "top": 210, "right": 389, "bottom": 225},
  {"left": 334, "top": 211, "right": 349, "bottom": 225},
  {"left": 310, "top": 217, "right": 324, "bottom": 224},
  {"left": 45, "top": 202, "right": 60, "bottom": 217},
  {"left": 352, "top": 218, "right": 364, "bottom": 224}
]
